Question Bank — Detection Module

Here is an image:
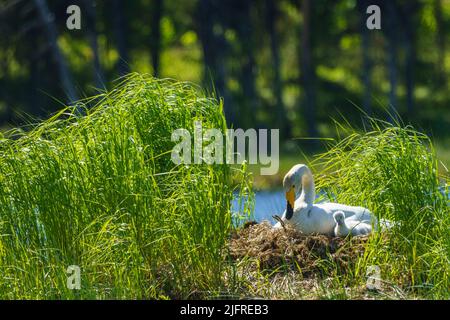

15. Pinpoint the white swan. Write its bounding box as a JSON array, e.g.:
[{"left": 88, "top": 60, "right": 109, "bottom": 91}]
[
  {"left": 274, "top": 164, "right": 377, "bottom": 235},
  {"left": 333, "top": 211, "right": 372, "bottom": 237}
]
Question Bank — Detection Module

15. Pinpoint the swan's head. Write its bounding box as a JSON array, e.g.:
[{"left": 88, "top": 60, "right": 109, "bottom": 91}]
[
  {"left": 283, "top": 164, "right": 309, "bottom": 220},
  {"left": 333, "top": 211, "right": 345, "bottom": 225}
]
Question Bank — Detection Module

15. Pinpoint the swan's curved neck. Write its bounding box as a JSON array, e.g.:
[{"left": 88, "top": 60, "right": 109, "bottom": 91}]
[{"left": 298, "top": 166, "right": 315, "bottom": 205}]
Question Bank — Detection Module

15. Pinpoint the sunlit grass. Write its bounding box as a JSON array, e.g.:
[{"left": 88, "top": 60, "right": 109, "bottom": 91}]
[
  {"left": 0, "top": 73, "right": 448, "bottom": 299},
  {"left": 312, "top": 119, "right": 449, "bottom": 298},
  {"left": 0, "top": 74, "right": 247, "bottom": 299}
]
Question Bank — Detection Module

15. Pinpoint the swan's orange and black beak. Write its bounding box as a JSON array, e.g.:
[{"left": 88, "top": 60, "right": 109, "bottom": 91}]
[{"left": 285, "top": 187, "right": 295, "bottom": 220}]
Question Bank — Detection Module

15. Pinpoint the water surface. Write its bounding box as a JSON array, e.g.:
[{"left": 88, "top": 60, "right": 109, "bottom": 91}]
[{"left": 231, "top": 189, "right": 285, "bottom": 225}]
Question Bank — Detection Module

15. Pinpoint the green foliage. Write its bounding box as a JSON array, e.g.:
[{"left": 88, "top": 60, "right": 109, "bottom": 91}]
[
  {"left": 0, "top": 74, "right": 243, "bottom": 299},
  {"left": 2, "top": 0, "right": 450, "bottom": 144},
  {"left": 314, "top": 120, "right": 449, "bottom": 298}
]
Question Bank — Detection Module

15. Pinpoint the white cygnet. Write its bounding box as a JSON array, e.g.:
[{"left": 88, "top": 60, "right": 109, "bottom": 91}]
[{"left": 333, "top": 211, "right": 372, "bottom": 237}]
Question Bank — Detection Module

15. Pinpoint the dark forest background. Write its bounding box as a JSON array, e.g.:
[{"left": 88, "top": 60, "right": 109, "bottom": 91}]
[{"left": 0, "top": 0, "right": 449, "bottom": 164}]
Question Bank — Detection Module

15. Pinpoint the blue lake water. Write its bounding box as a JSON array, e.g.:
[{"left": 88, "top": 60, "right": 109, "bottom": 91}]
[{"left": 231, "top": 190, "right": 286, "bottom": 225}]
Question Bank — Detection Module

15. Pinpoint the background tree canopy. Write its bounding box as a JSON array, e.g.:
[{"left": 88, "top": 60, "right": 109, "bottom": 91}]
[{"left": 0, "top": 0, "right": 449, "bottom": 164}]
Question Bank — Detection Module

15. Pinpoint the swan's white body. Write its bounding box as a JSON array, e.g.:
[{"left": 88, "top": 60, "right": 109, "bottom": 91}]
[
  {"left": 282, "top": 201, "right": 374, "bottom": 236},
  {"left": 274, "top": 164, "right": 377, "bottom": 236},
  {"left": 333, "top": 211, "right": 372, "bottom": 237}
]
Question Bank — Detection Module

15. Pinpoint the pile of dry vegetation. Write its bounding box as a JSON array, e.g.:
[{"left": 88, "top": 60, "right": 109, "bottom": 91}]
[{"left": 229, "top": 221, "right": 370, "bottom": 278}]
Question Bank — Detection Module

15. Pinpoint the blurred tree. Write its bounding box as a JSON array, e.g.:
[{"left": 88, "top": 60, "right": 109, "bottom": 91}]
[
  {"left": 434, "top": 0, "right": 446, "bottom": 86},
  {"left": 299, "top": 0, "right": 318, "bottom": 137},
  {"left": 266, "top": 0, "right": 291, "bottom": 138},
  {"left": 233, "top": 0, "right": 258, "bottom": 127},
  {"left": 33, "top": 0, "right": 78, "bottom": 103},
  {"left": 150, "top": 0, "right": 163, "bottom": 77},
  {"left": 84, "top": 0, "right": 104, "bottom": 89},
  {"left": 357, "top": 0, "right": 373, "bottom": 116},
  {"left": 196, "top": 0, "right": 233, "bottom": 124},
  {"left": 384, "top": 0, "right": 399, "bottom": 122},
  {"left": 401, "top": 0, "right": 420, "bottom": 118},
  {"left": 0, "top": 0, "right": 448, "bottom": 146},
  {"left": 27, "top": 25, "right": 40, "bottom": 116},
  {"left": 112, "top": 0, "right": 130, "bottom": 75}
]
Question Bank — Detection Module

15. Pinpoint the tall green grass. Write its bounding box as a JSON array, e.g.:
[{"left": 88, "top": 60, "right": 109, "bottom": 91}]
[
  {"left": 0, "top": 74, "right": 243, "bottom": 299},
  {"left": 314, "top": 119, "right": 449, "bottom": 298},
  {"left": 1, "top": 74, "right": 448, "bottom": 299}
]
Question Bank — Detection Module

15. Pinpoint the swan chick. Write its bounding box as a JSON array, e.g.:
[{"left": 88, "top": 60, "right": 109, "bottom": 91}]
[{"left": 333, "top": 211, "right": 372, "bottom": 237}]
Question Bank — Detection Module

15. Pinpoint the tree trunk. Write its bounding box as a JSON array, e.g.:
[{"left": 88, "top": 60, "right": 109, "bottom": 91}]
[
  {"left": 150, "top": 0, "right": 163, "bottom": 77},
  {"left": 237, "top": 1, "right": 257, "bottom": 125},
  {"left": 267, "top": 0, "right": 290, "bottom": 138},
  {"left": 197, "top": 0, "right": 233, "bottom": 125},
  {"left": 358, "top": 0, "right": 372, "bottom": 116},
  {"left": 28, "top": 27, "right": 40, "bottom": 116},
  {"left": 434, "top": 0, "right": 446, "bottom": 86},
  {"left": 112, "top": 0, "right": 130, "bottom": 75},
  {"left": 403, "top": 1, "right": 418, "bottom": 118},
  {"left": 84, "top": 0, "right": 104, "bottom": 89},
  {"left": 300, "top": 0, "right": 317, "bottom": 138},
  {"left": 33, "top": 0, "right": 78, "bottom": 104},
  {"left": 385, "top": 0, "right": 398, "bottom": 122}
]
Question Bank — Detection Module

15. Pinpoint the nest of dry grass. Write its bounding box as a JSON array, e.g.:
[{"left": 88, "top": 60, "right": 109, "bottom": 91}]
[{"left": 229, "top": 221, "right": 369, "bottom": 278}]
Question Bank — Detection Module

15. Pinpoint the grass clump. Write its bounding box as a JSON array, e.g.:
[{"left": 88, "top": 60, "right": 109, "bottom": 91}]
[
  {"left": 0, "top": 74, "right": 241, "bottom": 299},
  {"left": 314, "top": 119, "right": 449, "bottom": 298}
]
